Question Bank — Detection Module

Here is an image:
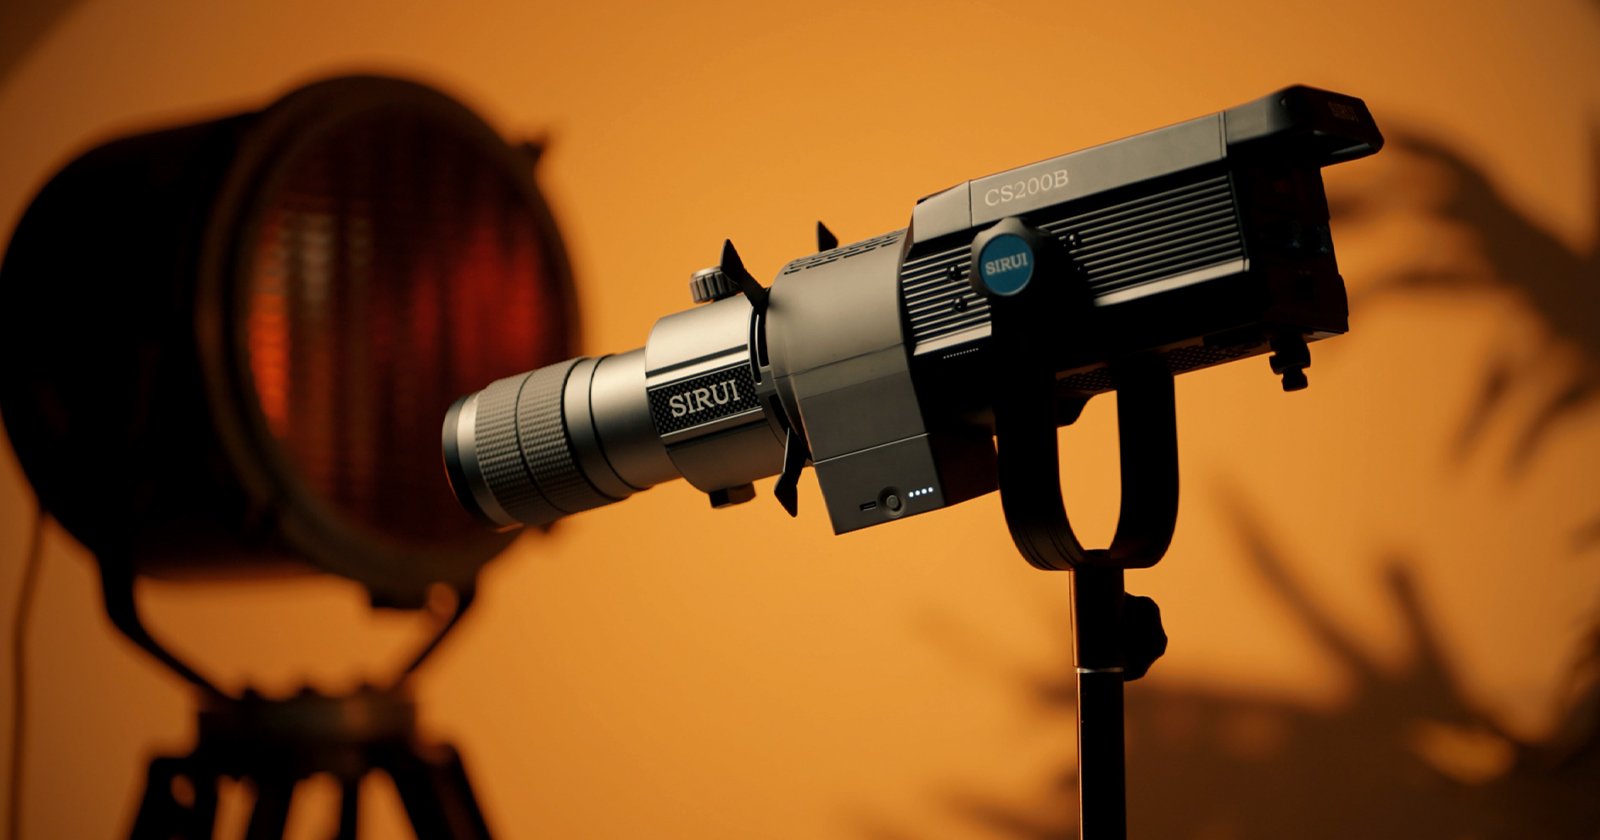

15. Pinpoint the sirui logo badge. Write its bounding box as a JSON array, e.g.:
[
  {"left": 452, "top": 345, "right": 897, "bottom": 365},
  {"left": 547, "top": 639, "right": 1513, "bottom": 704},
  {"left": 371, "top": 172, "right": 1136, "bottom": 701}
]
[
  {"left": 668, "top": 379, "right": 741, "bottom": 419},
  {"left": 977, "top": 234, "right": 1035, "bottom": 296}
]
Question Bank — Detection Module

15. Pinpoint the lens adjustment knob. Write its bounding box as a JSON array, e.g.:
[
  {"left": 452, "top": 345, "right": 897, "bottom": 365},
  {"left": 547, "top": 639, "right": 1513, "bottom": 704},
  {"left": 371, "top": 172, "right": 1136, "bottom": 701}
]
[{"left": 689, "top": 266, "right": 740, "bottom": 304}]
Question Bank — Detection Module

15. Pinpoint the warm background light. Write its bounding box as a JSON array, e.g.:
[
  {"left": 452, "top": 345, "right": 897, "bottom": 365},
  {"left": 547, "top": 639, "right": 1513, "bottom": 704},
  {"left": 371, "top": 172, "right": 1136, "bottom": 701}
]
[
  {"left": 244, "top": 107, "right": 569, "bottom": 547},
  {"left": 2, "top": 0, "right": 1597, "bottom": 837}
]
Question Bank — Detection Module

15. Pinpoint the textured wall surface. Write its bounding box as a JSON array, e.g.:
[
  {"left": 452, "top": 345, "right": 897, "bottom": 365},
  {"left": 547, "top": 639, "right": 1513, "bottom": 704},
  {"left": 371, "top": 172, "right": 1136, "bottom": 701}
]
[{"left": 2, "top": 1, "right": 1598, "bottom": 837}]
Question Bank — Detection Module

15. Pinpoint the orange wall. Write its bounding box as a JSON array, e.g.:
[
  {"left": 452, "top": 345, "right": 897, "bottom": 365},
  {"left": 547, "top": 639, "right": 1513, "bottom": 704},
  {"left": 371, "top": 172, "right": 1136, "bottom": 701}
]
[{"left": 2, "top": 1, "right": 1599, "bottom": 837}]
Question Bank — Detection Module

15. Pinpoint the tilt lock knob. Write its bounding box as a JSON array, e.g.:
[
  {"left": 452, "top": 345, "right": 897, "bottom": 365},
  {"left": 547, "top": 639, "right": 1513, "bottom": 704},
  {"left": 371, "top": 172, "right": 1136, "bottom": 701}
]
[{"left": 689, "top": 266, "right": 741, "bottom": 304}]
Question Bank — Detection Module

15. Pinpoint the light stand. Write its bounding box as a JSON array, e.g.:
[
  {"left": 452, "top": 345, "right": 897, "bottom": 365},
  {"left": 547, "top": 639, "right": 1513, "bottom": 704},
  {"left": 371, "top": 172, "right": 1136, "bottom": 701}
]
[
  {"left": 0, "top": 75, "right": 581, "bottom": 839},
  {"left": 982, "top": 224, "right": 1178, "bottom": 840}
]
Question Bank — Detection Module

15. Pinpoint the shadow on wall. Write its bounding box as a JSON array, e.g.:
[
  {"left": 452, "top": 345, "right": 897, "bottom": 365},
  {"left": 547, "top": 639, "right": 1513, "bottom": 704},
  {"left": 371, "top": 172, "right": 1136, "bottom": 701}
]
[
  {"left": 920, "top": 495, "right": 1600, "bottom": 839},
  {"left": 1331, "top": 131, "right": 1600, "bottom": 546},
  {"left": 867, "top": 489, "right": 1600, "bottom": 838},
  {"left": 865, "top": 134, "right": 1600, "bottom": 838},
  {"left": 0, "top": 0, "right": 90, "bottom": 81}
]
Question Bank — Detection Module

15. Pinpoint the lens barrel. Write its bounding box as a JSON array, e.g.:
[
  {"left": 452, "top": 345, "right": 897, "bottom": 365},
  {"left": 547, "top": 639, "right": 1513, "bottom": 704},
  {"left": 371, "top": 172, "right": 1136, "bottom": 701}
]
[
  {"left": 446, "top": 359, "right": 606, "bottom": 528},
  {"left": 443, "top": 350, "right": 684, "bottom": 528}
]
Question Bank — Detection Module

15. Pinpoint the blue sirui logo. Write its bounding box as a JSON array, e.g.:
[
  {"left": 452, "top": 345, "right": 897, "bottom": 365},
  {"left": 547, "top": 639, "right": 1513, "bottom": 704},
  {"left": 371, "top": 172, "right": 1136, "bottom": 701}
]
[{"left": 977, "top": 234, "right": 1034, "bottom": 296}]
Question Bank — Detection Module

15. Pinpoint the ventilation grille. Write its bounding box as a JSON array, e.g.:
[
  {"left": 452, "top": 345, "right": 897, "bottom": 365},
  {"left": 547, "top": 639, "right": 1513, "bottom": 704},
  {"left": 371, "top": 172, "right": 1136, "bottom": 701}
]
[
  {"left": 1038, "top": 172, "right": 1242, "bottom": 296},
  {"left": 902, "top": 244, "right": 989, "bottom": 347},
  {"left": 900, "top": 171, "right": 1243, "bottom": 349},
  {"left": 780, "top": 229, "right": 903, "bottom": 275}
]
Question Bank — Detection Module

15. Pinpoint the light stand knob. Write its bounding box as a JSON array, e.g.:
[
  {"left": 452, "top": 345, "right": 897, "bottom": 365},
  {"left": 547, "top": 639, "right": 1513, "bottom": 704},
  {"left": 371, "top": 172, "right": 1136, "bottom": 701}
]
[{"left": 1121, "top": 594, "right": 1167, "bottom": 681}]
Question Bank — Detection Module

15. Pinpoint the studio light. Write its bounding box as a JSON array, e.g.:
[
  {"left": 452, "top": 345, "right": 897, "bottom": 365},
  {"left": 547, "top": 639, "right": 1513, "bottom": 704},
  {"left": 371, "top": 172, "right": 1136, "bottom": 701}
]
[
  {"left": 441, "top": 85, "right": 1383, "bottom": 840},
  {"left": 1, "top": 75, "right": 577, "bottom": 838}
]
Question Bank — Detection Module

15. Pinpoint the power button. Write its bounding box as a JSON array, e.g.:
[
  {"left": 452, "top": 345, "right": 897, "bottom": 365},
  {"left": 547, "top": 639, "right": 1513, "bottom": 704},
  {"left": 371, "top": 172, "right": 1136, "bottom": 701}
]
[{"left": 879, "top": 488, "right": 905, "bottom": 517}]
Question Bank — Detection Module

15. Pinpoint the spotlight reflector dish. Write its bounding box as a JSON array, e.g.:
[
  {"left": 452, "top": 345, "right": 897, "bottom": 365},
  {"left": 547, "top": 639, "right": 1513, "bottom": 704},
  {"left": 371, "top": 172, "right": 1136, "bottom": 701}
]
[{"left": 0, "top": 76, "right": 577, "bottom": 606}]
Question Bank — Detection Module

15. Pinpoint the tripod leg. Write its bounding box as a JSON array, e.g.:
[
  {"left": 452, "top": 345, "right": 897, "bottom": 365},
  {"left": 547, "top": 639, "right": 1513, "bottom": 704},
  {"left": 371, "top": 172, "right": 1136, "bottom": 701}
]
[
  {"left": 130, "top": 756, "right": 217, "bottom": 840},
  {"left": 385, "top": 744, "right": 492, "bottom": 839},
  {"left": 332, "top": 776, "right": 360, "bottom": 840},
  {"left": 243, "top": 776, "right": 294, "bottom": 840},
  {"left": 1073, "top": 568, "right": 1127, "bottom": 840},
  {"left": 191, "top": 776, "right": 219, "bottom": 839}
]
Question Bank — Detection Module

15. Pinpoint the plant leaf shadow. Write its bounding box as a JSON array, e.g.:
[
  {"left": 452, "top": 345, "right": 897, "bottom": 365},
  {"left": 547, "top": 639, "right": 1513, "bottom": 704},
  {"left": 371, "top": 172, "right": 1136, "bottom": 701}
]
[
  {"left": 1329, "top": 130, "right": 1599, "bottom": 478},
  {"left": 871, "top": 490, "right": 1600, "bottom": 839}
]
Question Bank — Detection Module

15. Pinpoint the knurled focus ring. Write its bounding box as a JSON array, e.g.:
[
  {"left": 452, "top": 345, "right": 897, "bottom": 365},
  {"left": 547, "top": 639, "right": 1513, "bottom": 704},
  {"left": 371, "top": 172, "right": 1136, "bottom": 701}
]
[
  {"left": 472, "top": 360, "right": 610, "bottom": 526},
  {"left": 513, "top": 362, "right": 610, "bottom": 516},
  {"left": 474, "top": 373, "right": 563, "bottom": 525}
]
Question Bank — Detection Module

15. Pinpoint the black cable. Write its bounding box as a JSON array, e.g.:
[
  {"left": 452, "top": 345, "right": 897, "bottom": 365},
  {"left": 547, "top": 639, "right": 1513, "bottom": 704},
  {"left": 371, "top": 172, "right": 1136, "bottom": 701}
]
[{"left": 9, "top": 507, "right": 46, "bottom": 840}]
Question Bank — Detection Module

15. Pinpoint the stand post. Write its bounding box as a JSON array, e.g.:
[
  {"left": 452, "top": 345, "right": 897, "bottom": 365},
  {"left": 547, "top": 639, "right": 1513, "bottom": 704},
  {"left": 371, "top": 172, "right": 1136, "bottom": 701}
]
[{"left": 1072, "top": 568, "right": 1127, "bottom": 839}]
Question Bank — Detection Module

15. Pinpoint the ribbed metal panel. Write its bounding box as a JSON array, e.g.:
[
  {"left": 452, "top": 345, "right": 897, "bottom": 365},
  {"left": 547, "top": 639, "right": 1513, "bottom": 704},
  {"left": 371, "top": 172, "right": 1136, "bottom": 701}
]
[
  {"left": 900, "top": 171, "right": 1243, "bottom": 350},
  {"left": 901, "top": 243, "right": 990, "bottom": 348},
  {"left": 780, "top": 229, "right": 903, "bottom": 275},
  {"left": 1040, "top": 173, "right": 1242, "bottom": 295}
]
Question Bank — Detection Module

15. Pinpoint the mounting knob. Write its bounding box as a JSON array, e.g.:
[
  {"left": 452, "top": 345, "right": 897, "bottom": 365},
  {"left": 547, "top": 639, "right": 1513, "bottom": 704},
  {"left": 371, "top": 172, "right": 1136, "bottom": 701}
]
[
  {"left": 689, "top": 266, "right": 741, "bottom": 304},
  {"left": 1121, "top": 593, "right": 1167, "bottom": 681},
  {"left": 1268, "top": 334, "right": 1312, "bottom": 392}
]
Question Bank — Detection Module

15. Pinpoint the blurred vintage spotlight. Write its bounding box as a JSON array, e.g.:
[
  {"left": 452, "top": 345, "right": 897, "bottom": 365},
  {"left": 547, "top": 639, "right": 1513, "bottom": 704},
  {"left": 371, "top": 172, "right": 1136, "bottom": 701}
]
[
  {"left": 0, "top": 76, "right": 577, "bottom": 837},
  {"left": 0, "top": 75, "right": 575, "bottom": 606}
]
